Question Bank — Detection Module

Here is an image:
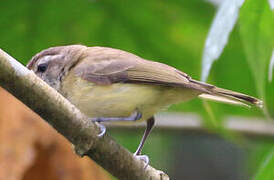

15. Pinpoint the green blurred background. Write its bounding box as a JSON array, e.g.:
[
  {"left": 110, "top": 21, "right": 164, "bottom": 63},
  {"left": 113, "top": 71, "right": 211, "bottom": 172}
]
[{"left": 1, "top": 0, "right": 273, "bottom": 179}]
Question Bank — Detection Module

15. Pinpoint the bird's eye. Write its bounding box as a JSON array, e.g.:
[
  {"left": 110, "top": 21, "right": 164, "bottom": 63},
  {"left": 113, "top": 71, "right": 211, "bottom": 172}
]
[{"left": 37, "top": 63, "right": 48, "bottom": 72}]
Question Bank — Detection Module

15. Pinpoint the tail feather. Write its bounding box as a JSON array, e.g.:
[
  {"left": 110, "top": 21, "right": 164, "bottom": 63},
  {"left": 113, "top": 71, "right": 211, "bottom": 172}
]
[
  {"left": 190, "top": 79, "right": 263, "bottom": 108},
  {"left": 198, "top": 94, "right": 251, "bottom": 107},
  {"left": 212, "top": 87, "right": 263, "bottom": 108}
]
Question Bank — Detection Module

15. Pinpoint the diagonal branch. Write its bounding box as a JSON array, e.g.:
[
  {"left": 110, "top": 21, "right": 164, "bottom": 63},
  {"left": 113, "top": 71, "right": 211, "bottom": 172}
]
[{"left": 0, "top": 49, "right": 169, "bottom": 180}]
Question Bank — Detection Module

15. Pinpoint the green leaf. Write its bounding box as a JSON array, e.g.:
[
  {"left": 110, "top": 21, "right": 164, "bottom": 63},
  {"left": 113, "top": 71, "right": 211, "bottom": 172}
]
[
  {"left": 254, "top": 148, "right": 274, "bottom": 180},
  {"left": 238, "top": 0, "right": 274, "bottom": 102}
]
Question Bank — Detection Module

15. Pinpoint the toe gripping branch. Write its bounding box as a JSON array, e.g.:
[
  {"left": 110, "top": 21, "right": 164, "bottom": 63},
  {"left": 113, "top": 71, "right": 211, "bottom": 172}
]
[
  {"left": 89, "top": 110, "right": 154, "bottom": 168},
  {"left": 90, "top": 110, "right": 142, "bottom": 137}
]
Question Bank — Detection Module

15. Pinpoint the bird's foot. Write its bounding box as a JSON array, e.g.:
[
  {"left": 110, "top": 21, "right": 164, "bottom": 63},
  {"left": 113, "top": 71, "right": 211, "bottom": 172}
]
[
  {"left": 89, "top": 109, "right": 142, "bottom": 137},
  {"left": 94, "top": 122, "right": 106, "bottom": 137},
  {"left": 129, "top": 110, "right": 142, "bottom": 121},
  {"left": 134, "top": 153, "right": 149, "bottom": 169},
  {"left": 90, "top": 109, "right": 142, "bottom": 122}
]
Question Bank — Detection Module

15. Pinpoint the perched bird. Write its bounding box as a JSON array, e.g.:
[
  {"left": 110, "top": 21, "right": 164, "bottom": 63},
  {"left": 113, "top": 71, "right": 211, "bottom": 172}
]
[{"left": 27, "top": 45, "right": 263, "bottom": 164}]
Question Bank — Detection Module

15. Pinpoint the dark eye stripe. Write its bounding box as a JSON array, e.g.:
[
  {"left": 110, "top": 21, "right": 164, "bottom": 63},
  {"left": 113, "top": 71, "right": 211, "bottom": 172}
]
[{"left": 37, "top": 63, "right": 48, "bottom": 72}]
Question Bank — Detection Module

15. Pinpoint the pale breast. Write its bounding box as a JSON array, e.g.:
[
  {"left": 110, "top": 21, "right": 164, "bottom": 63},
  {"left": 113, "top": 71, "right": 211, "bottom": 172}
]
[{"left": 61, "top": 72, "right": 199, "bottom": 123}]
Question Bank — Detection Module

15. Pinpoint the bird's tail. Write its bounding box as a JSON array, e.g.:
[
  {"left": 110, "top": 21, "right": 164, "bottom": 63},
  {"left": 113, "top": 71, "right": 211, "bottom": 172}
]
[{"left": 189, "top": 79, "right": 263, "bottom": 108}]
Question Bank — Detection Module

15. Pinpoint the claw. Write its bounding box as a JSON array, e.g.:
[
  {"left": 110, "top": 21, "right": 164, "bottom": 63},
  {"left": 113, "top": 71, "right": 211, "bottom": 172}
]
[
  {"left": 96, "top": 122, "right": 106, "bottom": 137},
  {"left": 134, "top": 153, "right": 149, "bottom": 169},
  {"left": 129, "top": 110, "right": 142, "bottom": 121}
]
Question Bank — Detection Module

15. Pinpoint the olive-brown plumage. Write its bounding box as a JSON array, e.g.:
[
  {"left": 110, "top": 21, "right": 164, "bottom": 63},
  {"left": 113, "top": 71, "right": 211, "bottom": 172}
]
[{"left": 27, "top": 45, "right": 263, "bottom": 164}]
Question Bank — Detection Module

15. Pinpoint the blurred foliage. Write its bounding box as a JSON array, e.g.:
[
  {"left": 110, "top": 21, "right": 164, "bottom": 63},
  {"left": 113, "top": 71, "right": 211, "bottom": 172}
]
[
  {"left": 0, "top": 0, "right": 274, "bottom": 179},
  {"left": 239, "top": 0, "right": 274, "bottom": 110},
  {"left": 254, "top": 148, "right": 274, "bottom": 180}
]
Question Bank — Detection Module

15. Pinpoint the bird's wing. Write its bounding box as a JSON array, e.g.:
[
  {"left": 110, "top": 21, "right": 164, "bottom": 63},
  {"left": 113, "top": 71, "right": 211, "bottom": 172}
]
[
  {"left": 73, "top": 47, "right": 210, "bottom": 92},
  {"left": 73, "top": 47, "right": 262, "bottom": 108}
]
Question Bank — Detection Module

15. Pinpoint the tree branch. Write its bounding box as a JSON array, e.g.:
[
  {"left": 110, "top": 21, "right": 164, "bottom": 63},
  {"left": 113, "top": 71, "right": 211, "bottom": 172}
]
[{"left": 0, "top": 49, "right": 169, "bottom": 180}]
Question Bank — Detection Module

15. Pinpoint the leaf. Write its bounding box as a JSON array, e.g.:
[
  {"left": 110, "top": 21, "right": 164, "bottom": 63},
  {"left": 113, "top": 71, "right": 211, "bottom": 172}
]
[
  {"left": 201, "top": 0, "right": 245, "bottom": 82},
  {"left": 254, "top": 148, "right": 274, "bottom": 180},
  {"left": 268, "top": 0, "right": 274, "bottom": 9},
  {"left": 268, "top": 50, "right": 274, "bottom": 82},
  {"left": 238, "top": 0, "right": 274, "bottom": 101}
]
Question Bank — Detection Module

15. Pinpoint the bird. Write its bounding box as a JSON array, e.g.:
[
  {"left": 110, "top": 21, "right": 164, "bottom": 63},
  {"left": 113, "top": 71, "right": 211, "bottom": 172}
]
[{"left": 27, "top": 44, "right": 263, "bottom": 164}]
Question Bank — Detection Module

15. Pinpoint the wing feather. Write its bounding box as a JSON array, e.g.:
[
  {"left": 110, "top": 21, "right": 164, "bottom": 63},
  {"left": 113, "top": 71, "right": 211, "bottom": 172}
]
[
  {"left": 73, "top": 47, "right": 206, "bottom": 91},
  {"left": 71, "top": 46, "right": 262, "bottom": 108}
]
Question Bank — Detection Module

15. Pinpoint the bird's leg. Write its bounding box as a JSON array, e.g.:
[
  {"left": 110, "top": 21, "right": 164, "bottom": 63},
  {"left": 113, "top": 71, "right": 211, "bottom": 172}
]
[
  {"left": 90, "top": 110, "right": 142, "bottom": 137},
  {"left": 90, "top": 110, "right": 142, "bottom": 123},
  {"left": 134, "top": 116, "right": 155, "bottom": 167}
]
